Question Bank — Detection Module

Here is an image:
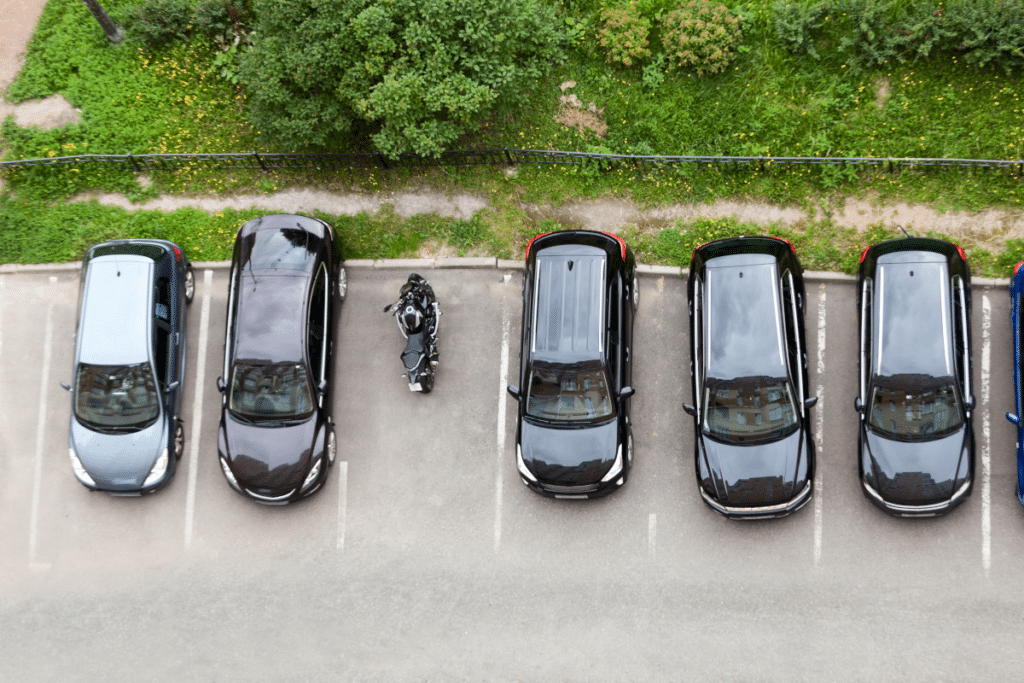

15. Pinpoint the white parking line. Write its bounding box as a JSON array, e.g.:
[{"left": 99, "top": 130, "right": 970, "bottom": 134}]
[
  {"left": 814, "top": 285, "right": 826, "bottom": 566},
  {"left": 648, "top": 513, "right": 657, "bottom": 560},
  {"left": 28, "top": 304, "right": 54, "bottom": 571},
  {"left": 494, "top": 300, "right": 511, "bottom": 554},
  {"left": 336, "top": 461, "right": 348, "bottom": 550},
  {"left": 981, "top": 294, "right": 992, "bottom": 575},
  {"left": 184, "top": 270, "right": 213, "bottom": 550},
  {"left": 0, "top": 277, "right": 6, "bottom": 423}
]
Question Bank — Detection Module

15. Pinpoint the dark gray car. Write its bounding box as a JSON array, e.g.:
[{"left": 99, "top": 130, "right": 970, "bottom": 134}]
[{"left": 62, "top": 239, "right": 194, "bottom": 494}]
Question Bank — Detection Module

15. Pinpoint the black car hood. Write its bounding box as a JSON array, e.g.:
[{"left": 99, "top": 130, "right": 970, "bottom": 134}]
[
  {"left": 223, "top": 412, "right": 317, "bottom": 490},
  {"left": 862, "top": 426, "right": 967, "bottom": 505},
  {"left": 521, "top": 418, "right": 618, "bottom": 487},
  {"left": 700, "top": 428, "right": 805, "bottom": 507}
]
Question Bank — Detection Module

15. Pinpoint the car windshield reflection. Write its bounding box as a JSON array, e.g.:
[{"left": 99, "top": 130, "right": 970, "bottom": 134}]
[
  {"left": 868, "top": 374, "right": 963, "bottom": 441},
  {"left": 525, "top": 360, "right": 615, "bottom": 423},
  {"left": 229, "top": 361, "right": 314, "bottom": 422},
  {"left": 703, "top": 376, "right": 798, "bottom": 444},
  {"left": 74, "top": 363, "right": 159, "bottom": 431}
]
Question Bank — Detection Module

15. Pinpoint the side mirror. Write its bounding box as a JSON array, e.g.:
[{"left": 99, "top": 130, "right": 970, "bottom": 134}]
[
  {"left": 216, "top": 377, "right": 226, "bottom": 393},
  {"left": 965, "top": 396, "right": 976, "bottom": 411},
  {"left": 319, "top": 380, "right": 328, "bottom": 395},
  {"left": 682, "top": 403, "right": 696, "bottom": 417},
  {"left": 507, "top": 385, "right": 521, "bottom": 401},
  {"left": 60, "top": 382, "right": 72, "bottom": 393},
  {"left": 804, "top": 396, "right": 818, "bottom": 410},
  {"left": 619, "top": 386, "right": 635, "bottom": 400},
  {"left": 1007, "top": 412, "right": 1019, "bottom": 425},
  {"left": 854, "top": 397, "right": 864, "bottom": 413},
  {"left": 166, "top": 381, "right": 180, "bottom": 393}
]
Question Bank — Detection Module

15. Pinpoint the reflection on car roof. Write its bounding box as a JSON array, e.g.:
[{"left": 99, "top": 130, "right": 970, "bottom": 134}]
[
  {"left": 235, "top": 274, "right": 308, "bottom": 362},
  {"left": 79, "top": 257, "right": 152, "bottom": 365},
  {"left": 875, "top": 258, "right": 952, "bottom": 379},
  {"left": 705, "top": 256, "right": 787, "bottom": 381},
  {"left": 531, "top": 247, "right": 605, "bottom": 363}
]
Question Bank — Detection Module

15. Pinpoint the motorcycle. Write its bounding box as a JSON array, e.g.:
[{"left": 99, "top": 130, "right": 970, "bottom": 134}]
[{"left": 383, "top": 273, "right": 440, "bottom": 393}]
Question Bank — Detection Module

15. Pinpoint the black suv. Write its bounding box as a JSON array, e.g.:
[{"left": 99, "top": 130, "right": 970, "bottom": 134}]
[{"left": 507, "top": 231, "right": 638, "bottom": 498}]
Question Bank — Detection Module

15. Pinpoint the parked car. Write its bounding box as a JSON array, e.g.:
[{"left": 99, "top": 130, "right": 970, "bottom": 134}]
[
  {"left": 855, "top": 237, "right": 974, "bottom": 516},
  {"left": 1005, "top": 261, "right": 1024, "bottom": 507},
  {"left": 507, "top": 230, "right": 638, "bottom": 498},
  {"left": 684, "top": 236, "right": 816, "bottom": 519},
  {"left": 62, "top": 239, "right": 194, "bottom": 494},
  {"left": 216, "top": 214, "right": 346, "bottom": 504}
]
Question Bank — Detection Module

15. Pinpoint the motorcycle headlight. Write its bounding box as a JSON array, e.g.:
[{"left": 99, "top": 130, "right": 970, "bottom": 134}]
[
  {"left": 143, "top": 448, "right": 169, "bottom": 487},
  {"left": 220, "top": 457, "right": 241, "bottom": 491},
  {"left": 600, "top": 444, "right": 624, "bottom": 483},
  {"left": 516, "top": 444, "right": 537, "bottom": 483},
  {"left": 69, "top": 448, "right": 96, "bottom": 486},
  {"left": 300, "top": 456, "right": 322, "bottom": 492}
]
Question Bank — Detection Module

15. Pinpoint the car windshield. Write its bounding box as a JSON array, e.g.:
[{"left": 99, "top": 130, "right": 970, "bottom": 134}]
[
  {"left": 73, "top": 363, "right": 159, "bottom": 431},
  {"left": 228, "top": 361, "right": 314, "bottom": 421},
  {"left": 702, "top": 377, "right": 799, "bottom": 444},
  {"left": 525, "top": 360, "right": 615, "bottom": 423},
  {"left": 868, "top": 375, "right": 963, "bottom": 441}
]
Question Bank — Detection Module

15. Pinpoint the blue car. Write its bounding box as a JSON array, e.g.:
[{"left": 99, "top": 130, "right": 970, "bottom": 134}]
[{"left": 1006, "top": 261, "right": 1024, "bottom": 506}]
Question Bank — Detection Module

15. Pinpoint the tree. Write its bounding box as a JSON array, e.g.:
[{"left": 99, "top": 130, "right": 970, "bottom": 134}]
[
  {"left": 81, "top": 0, "right": 124, "bottom": 44},
  {"left": 239, "top": 0, "right": 564, "bottom": 157}
]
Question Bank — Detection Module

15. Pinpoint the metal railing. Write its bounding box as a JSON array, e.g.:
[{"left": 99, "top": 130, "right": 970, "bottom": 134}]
[{"left": 1, "top": 148, "right": 1022, "bottom": 174}]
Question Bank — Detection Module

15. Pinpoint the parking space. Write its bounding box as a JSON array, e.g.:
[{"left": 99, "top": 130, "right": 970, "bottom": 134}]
[{"left": 2, "top": 264, "right": 1023, "bottom": 680}]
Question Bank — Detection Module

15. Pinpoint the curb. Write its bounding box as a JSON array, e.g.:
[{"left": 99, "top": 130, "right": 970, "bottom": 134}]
[{"left": 0, "top": 257, "right": 1013, "bottom": 288}]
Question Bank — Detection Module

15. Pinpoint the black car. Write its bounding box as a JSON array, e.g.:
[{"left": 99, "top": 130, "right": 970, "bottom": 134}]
[
  {"left": 216, "top": 214, "right": 346, "bottom": 504},
  {"left": 855, "top": 237, "right": 974, "bottom": 516},
  {"left": 684, "top": 237, "right": 817, "bottom": 519},
  {"left": 507, "top": 230, "right": 638, "bottom": 498},
  {"left": 62, "top": 239, "right": 194, "bottom": 494}
]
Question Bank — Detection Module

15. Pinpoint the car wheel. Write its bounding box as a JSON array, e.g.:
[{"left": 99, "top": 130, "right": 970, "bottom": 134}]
[
  {"left": 337, "top": 267, "right": 348, "bottom": 301},
  {"left": 174, "top": 421, "right": 185, "bottom": 460},
  {"left": 184, "top": 265, "right": 195, "bottom": 304},
  {"left": 326, "top": 427, "right": 337, "bottom": 465},
  {"left": 627, "top": 431, "right": 634, "bottom": 469},
  {"left": 632, "top": 274, "right": 639, "bottom": 311}
]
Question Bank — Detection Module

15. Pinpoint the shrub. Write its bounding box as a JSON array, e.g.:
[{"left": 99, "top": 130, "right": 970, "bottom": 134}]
[
  {"left": 773, "top": 0, "right": 828, "bottom": 60},
  {"left": 120, "top": 0, "right": 193, "bottom": 47},
  {"left": 597, "top": 3, "right": 652, "bottom": 67},
  {"left": 660, "top": 0, "right": 743, "bottom": 76},
  {"left": 948, "top": 0, "right": 1024, "bottom": 73}
]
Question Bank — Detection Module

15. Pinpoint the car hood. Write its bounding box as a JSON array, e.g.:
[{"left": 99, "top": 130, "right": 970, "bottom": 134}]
[
  {"left": 223, "top": 412, "right": 317, "bottom": 490},
  {"left": 520, "top": 418, "right": 618, "bottom": 487},
  {"left": 862, "top": 426, "right": 968, "bottom": 505},
  {"left": 700, "top": 428, "right": 805, "bottom": 507},
  {"left": 71, "top": 417, "right": 165, "bottom": 490}
]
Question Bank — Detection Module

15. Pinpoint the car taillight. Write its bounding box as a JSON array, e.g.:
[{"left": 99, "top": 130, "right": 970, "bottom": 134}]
[
  {"left": 173, "top": 246, "right": 181, "bottom": 262},
  {"left": 601, "top": 232, "right": 628, "bottom": 260},
  {"left": 1015, "top": 262, "right": 1024, "bottom": 276},
  {"left": 953, "top": 243, "right": 967, "bottom": 262},
  {"left": 524, "top": 232, "right": 551, "bottom": 259},
  {"left": 775, "top": 237, "right": 797, "bottom": 255},
  {"left": 691, "top": 240, "right": 713, "bottom": 263},
  {"left": 859, "top": 245, "right": 871, "bottom": 264}
]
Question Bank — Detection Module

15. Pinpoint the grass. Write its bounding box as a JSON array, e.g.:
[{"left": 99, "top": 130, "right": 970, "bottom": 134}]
[{"left": 1, "top": 0, "right": 1023, "bottom": 272}]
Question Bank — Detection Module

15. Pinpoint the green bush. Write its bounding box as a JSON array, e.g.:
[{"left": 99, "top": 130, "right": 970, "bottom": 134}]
[
  {"left": 597, "top": 3, "right": 652, "bottom": 67},
  {"left": 239, "top": 0, "right": 565, "bottom": 158},
  {"left": 773, "top": 0, "right": 828, "bottom": 60},
  {"left": 120, "top": 0, "right": 193, "bottom": 47},
  {"left": 660, "top": 0, "right": 743, "bottom": 76},
  {"left": 948, "top": 0, "right": 1024, "bottom": 73}
]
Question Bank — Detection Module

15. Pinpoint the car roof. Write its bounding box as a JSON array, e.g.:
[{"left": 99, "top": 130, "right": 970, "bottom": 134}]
[
  {"left": 234, "top": 273, "right": 309, "bottom": 362},
  {"left": 704, "top": 254, "right": 788, "bottom": 381},
  {"left": 531, "top": 244, "right": 605, "bottom": 363},
  {"left": 873, "top": 252, "right": 953, "bottom": 379},
  {"left": 79, "top": 256, "right": 152, "bottom": 365},
  {"left": 238, "top": 219, "right": 322, "bottom": 274}
]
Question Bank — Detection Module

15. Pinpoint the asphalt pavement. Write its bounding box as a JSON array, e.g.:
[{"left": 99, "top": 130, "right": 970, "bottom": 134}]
[{"left": 0, "top": 264, "right": 1022, "bottom": 682}]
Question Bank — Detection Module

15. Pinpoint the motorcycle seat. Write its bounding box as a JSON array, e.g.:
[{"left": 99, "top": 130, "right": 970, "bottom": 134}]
[{"left": 402, "top": 332, "right": 426, "bottom": 370}]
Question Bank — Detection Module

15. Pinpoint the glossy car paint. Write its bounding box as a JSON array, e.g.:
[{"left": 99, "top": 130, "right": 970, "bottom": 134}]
[
  {"left": 66, "top": 239, "right": 192, "bottom": 493},
  {"left": 217, "top": 214, "right": 343, "bottom": 504},
  {"left": 1004, "top": 262, "right": 1024, "bottom": 506},
  {"left": 856, "top": 238, "right": 975, "bottom": 516},
  {"left": 686, "top": 237, "right": 816, "bottom": 519},
  {"left": 509, "top": 231, "right": 637, "bottom": 498}
]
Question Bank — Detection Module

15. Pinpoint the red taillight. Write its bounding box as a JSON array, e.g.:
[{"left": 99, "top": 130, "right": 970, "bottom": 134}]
[
  {"left": 859, "top": 245, "right": 871, "bottom": 264},
  {"left": 691, "top": 240, "right": 714, "bottom": 263},
  {"left": 173, "top": 246, "right": 181, "bottom": 262},
  {"left": 601, "top": 231, "right": 628, "bottom": 260},
  {"left": 775, "top": 236, "right": 797, "bottom": 255},
  {"left": 524, "top": 232, "right": 552, "bottom": 259},
  {"left": 953, "top": 243, "right": 967, "bottom": 262},
  {"left": 1014, "top": 262, "right": 1024, "bottom": 276}
]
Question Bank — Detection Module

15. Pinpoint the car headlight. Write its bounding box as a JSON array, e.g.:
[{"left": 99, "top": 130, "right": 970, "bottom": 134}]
[
  {"left": 220, "top": 457, "right": 241, "bottom": 491},
  {"left": 601, "top": 444, "right": 624, "bottom": 483},
  {"left": 516, "top": 444, "right": 537, "bottom": 483},
  {"left": 143, "top": 448, "right": 169, "bottom": 487},
  {"left": 300, "top": 456, "right": 322, "bottom": 492},
  {"left": 69, "top": 448, "right": 96, "bottom": 486}
]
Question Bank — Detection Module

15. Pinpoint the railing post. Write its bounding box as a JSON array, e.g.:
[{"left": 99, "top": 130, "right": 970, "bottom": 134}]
[
  {"left": 253, "top": 152, "right": 268, "bottom": 171},
  {"left": 127, "top": 153, "right": 142, "bottom": 173},
  {"left": 379, "top": 153, "right": 390, "bottom": 170},
  {"left": 504, "top": 148, "right": 513, "bottom": 165}
]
